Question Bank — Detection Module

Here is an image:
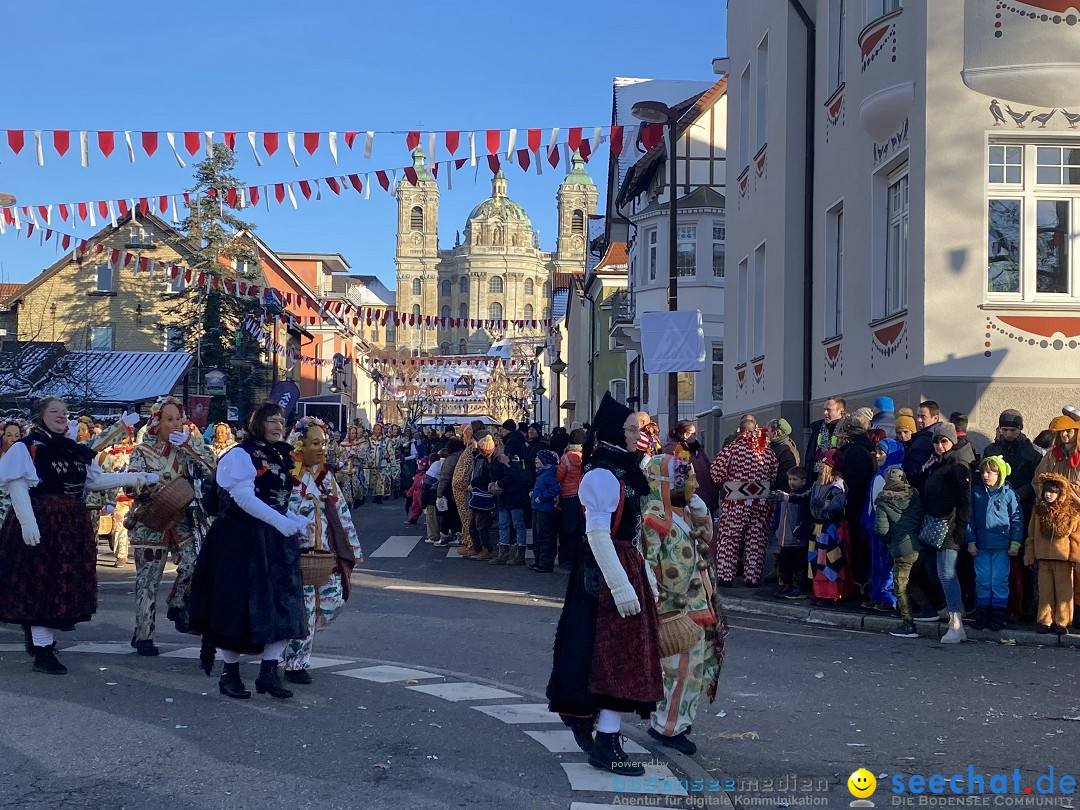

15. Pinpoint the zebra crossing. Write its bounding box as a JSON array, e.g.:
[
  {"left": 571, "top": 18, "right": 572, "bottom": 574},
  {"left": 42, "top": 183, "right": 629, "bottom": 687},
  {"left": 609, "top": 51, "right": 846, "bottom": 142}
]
[{"left": 367, "top": 533, "right": 536, "bottom": 561}]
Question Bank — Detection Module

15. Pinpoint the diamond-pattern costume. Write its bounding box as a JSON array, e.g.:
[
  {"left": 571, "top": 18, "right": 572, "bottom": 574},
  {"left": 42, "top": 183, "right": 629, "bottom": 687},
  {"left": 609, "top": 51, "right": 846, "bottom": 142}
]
[{"left": 710, "top": 430, "right": 778, "bottom": 584}]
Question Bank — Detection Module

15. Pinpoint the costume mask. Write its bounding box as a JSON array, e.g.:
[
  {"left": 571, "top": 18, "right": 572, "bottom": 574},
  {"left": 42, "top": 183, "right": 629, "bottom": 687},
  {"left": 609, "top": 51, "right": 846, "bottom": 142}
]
[{"left": 301, "top": 425, "right": 327, "bottom": 468}]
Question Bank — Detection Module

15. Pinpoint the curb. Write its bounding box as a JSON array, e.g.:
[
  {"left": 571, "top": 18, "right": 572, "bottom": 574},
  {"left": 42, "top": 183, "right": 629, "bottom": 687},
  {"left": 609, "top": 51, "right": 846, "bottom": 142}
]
[{"left": 720, "top": 595, "right": 1080, "bottom": 648}]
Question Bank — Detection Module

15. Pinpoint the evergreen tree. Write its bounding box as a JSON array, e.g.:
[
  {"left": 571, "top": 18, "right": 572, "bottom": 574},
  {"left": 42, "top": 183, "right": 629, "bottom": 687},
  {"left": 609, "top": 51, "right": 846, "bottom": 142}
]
[{"left": 167, "top": 143, "right": 270, "bottom": 424}]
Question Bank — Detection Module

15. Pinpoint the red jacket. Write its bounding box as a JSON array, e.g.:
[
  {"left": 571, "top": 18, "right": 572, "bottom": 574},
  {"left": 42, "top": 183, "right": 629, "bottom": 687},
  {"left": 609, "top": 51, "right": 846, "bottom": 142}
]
[
  {"left": 406, "top": 471, "right": 426, "bottom": 521},
  {"left": 556, "top": 447, "right": 584, "bottom": 497}
]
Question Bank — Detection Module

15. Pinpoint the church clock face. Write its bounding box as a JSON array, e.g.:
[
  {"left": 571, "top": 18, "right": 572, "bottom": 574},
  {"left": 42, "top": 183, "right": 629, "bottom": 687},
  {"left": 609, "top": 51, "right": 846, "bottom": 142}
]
[{"left": 410, "top": 233, "right": 423, "bottom": 246}]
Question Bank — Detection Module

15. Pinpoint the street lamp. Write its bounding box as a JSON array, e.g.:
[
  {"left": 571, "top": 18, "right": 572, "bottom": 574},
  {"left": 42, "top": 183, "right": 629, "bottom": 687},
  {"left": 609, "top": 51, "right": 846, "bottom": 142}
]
[
  {"left": 549, "top": 354, "right": 566, "bottom": 430},
  {"left": 533, "top": 381, "right": 546, "bottom": 429},
  {"left": 631, "top": 100, "right": 681, "bottom": 432}
]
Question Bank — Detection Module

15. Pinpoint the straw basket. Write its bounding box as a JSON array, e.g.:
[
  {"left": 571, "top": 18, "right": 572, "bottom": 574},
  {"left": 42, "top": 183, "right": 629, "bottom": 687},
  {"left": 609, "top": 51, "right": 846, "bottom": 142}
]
[
  {"left": 140, "top": 478, "right": 196, "bottom": 532},
  {"left": 657, "top": 611, "right": 698, "bottom": 657},
  {"left": 299, "top": 551, "right": 337, "bottom": 586}
]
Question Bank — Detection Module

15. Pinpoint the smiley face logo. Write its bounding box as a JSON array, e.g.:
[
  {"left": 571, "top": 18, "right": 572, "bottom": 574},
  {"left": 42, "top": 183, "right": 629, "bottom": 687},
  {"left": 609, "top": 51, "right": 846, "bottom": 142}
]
[{"left": 848, "top": 769, "right": 877, "bottom": 799}]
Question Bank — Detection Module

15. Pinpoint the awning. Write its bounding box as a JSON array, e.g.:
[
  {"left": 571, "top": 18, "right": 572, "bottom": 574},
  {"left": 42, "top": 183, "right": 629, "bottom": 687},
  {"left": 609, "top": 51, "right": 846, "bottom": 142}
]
[{"left": 35, "top": 351, "right": 193, "bottom": 405}]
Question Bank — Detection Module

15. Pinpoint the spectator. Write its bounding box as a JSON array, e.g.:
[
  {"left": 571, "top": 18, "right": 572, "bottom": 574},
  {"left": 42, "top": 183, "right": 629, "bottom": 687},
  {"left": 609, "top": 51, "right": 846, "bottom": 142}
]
[
  {"left": 895, "top": 409, "right": 917, "bottom": 447},
  {"left": 1025, "top": 474, "right": 1080, "bottom": 635},
  {"left": 773, "top": 466, "right": 811, "bottom": 598},
  {"left": 436, "top": 438, "right": 465, "bottom": 547},
  {"left": 529, "top": 449, "right": 561, "bottom": 573},
  {"left": 981, "top": 409, "right": 1042, "bottom": 622},
  {"left": 556, "top": 428, "right": 587, "bottom": 570},
  {"left": 787, "top": 449, "right": 851, "bottom": 603},
  {"left": 422, "top": 453, "right": 442, "bottom": 544},
  {"left": 921, "top": 422, "right": 973, "bottom": 644},
  {"left": 863, "top": 438, "right": 905, "bottom": 611},
  {"left": 949, "top": 412, "right": 977, "bottom": 466},
  {"left": 1033, "top": 429, "right": 1056, "bottom": 455},
  {"left": 966, "top": 456, "right": 1023, "bottom": 632},
  {"left": 490, "top": 443, "right": 531, "bottom": 567},
  {"left": 837, "top": 409, "right": 876, "bottom": 600},
  {"left": 871, "top": 396, "right": 896, "bottom": 438},
  {"left": 525, "top": 422, "right": 548, "bottom": 477},
  {"left": 501, "top": 419, "right": 526, "bottom": 461},
  {"left": 465, "top": 430, "right": 498, "bottom": 561},
  {"left": 723, "top": 413, "right": 758, "bottom": 449},
  {"left": 550, "top": 427, "right": 570, "bottom": 456},
  {"left": 805, "top": 397, "right": 846, "bottom": 474},
  {"left": 904, "top": 400, "right": 942, "bottom": 492},
  {"left": 1033, "top": 414, "right": 1080, "bottom": 489},
  {"left": 766, "top": 418, "right": 801, "bottom": 497},
  {"left": 663, "top": 420, "right": 720, "bottom": 516},
  {"left": 876, "top": 468, "right": 924, "bottom": 638}
]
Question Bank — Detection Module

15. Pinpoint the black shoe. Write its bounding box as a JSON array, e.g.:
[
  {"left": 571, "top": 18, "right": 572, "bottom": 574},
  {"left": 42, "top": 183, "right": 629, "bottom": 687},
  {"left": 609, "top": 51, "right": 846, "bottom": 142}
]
[
  {"left": 988, "top": 608, "right": 1005, "bottom": 632},
  {"left": 255, "top": 659, "right": 293, "bottom": 699},
  {"left": 218, "top": 662, "right": 251, "bottom": 699},
  {"left": 1051, "top": 623, "right": 1068, "bottom": 636},
  {"left": 22, "top": 624, "right": 33, "bottom": 657},
  {"left": 135, "top": 639, "right": 160, "bottom": 656},
  {"left": 32, "top": 644, "right": 67, "bottom": 675},
  {"left": 888, "top": 620, "right": 919, "bottom": 638},
  {"left": 716, "top": 579, "right": 734, "bottom": 588},
  {"left": 565, "top": 716, "right": 595, "bottom": 753},
  {"left": 528, "top": 563, "right": 554, "bottom": 573},
  {"left": 1036, "top": 624, "right": 1053, "bottom": 634},
  {"left": 199, "top": 639, "right": 216, "bottom": 676},
  {"left": 373, "top": 496, "right": 383, "bottom": 504},
  {"left": 166, "top": 607, "right": 190, "bottom": 634},
  {"left": 588, "top": 731, "right": 645, "bottom": 776},
  {"left": 284, "top": 668, "right": 313, "bottom": 685},
  {"left": 971, "top": 607, "right": 989, "bottom": 631},
  {"left": 647, "top": 726, "right": 697, "bottom": 755}
]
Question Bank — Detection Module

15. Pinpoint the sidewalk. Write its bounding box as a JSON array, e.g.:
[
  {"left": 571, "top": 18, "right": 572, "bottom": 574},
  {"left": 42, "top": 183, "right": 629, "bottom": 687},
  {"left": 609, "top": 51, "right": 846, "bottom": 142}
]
[{"left": 718, "top": 584, "right": 1080, "bottom": 649}]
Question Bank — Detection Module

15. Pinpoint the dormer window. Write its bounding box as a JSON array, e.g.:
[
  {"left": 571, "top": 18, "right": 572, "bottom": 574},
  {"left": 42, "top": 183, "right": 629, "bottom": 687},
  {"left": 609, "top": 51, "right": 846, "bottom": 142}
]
[{"left": 126, "top": 226, "right": 153, "bottom": 248}]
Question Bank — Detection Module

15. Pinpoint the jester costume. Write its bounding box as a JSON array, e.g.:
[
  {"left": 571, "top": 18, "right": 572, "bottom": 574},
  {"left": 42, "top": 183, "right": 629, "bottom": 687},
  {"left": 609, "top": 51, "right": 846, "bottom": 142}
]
[
  {"left": 710, "top": 428, "right": 778, "bottom": 585},
  {"left": 641, "top": 454, "right": 727, "bottom": 742}
]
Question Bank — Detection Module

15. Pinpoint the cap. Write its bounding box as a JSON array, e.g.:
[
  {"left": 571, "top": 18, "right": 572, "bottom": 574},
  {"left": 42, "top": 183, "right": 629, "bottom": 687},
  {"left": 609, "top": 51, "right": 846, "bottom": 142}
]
[
  {"left": 536, "top": 449, "right": 559, "bottom": 467},
  {"left": 768, "top": 418, "right": 792, "bottom": 437},
  {"left": 529, "top": 422, "right": 543, "bottom": 433},
  {"left": 895, "top": 414, "right": 917, "bottom": 434},
  {"left": 998, "top": 409, "right": 1024, "bottom": 430},
  {"left": 501, "top": 419, "right": 517, "bottom": 431},
  {"left": 873, "top": 396, "right": 895, "bottom": 413},
  {"left": 820, "top": 449, "right": 843, "bottom": 469},
  {"left": 569, "top": 428, "right": 586, "bottom": 444}
]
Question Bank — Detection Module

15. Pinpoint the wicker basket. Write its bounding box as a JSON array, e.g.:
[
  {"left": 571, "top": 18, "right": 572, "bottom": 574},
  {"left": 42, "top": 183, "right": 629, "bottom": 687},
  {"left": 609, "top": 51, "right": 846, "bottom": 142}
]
[
  {"left": 657, "top": 611, "right": 699, "bottom": 657},
  {"left": 97, "top": 513, "right": 114, "bottom": 536},
  {"left": 139, "top": 477, "right": 196, "bottom": 532},
  {"left": 299, "top": 551, "right": 338, "bottom": 586}
]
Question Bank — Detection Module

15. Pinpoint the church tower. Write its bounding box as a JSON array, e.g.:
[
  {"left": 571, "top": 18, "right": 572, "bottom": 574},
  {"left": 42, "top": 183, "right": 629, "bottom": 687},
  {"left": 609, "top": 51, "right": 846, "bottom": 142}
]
[
  {"left": 394, "top": 147, "right": 440, "bottom": 354},
  {"left": 553, "top": 152, "right": 598, "bottom": 280}
]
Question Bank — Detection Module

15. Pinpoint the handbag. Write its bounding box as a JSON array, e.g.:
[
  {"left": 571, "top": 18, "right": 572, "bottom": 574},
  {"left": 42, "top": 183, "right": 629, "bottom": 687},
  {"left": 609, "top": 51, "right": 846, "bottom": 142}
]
[
  {"left": 658, "top": 611, "right": 699, "bottom": 657},
  {"left": 468, "top": 489, "right": 496, "bottom": 511},
  {"left": 919, "top": 515, "right": 950, "bottom": 549},
  {"left": 139, "top": 477, "right": 196, "bottom": 532}
]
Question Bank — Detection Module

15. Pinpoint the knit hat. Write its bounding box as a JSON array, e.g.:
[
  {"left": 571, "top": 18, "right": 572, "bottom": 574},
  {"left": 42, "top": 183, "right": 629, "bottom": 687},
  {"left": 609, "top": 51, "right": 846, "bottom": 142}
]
[
  {"left": 501, "top": 419, "right": 517, "bottom": 431},
  {"left": 537, "top": 449, "right": 558, "bottom": 468},
  {"left": 1049, "top": 414, "right": 1080, "bottom": 431},
  {"left": 895, "top": 413, "right": 917, "bottom": 434},
  {"left": 884, "top": 466, "right": 908, "bottom": 487},
  {"left": 837, "top": 410, "right": 870, "bottom": 437},
  {"left": 934, "top": 422, "right": 958, "bottom": 444},
  {"left": 998, "top": 409, "right": 1024, "bottom": 430},
  {"left": 820, "top": 448, "right": 843, "bottom": 469},
  {"left": 980, "top": 454, "right": 1010, "bottom": 484},
  {"left": 1064, "top": 405, "right": 1080, "bottom": 423},
  {"left": 873, "top": 396, "right": 895, "bottom": 413},
  {"left": 569, "top": 428, "right": 586, "bottom": 445},
  {"left": 768, "top": 417, "right": 792, "bottom": 437},
  {"left": 474, "top": 429, "right": 493, "bottom": 442},
  {"left": 529, "top": 422, "right": 543, "bottom": 434}
]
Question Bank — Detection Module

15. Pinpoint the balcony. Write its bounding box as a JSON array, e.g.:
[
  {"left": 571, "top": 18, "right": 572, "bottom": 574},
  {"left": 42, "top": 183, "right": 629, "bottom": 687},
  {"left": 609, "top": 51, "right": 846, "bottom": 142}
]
[
  {"left": 857, "top": 5, "right": 915, "bottom": 143},
  {"left": 606, "top": 289, "right": 640, "bottom": 352},
  {"left": 608, "top": 288, "right": 636, "bottom": 325}
]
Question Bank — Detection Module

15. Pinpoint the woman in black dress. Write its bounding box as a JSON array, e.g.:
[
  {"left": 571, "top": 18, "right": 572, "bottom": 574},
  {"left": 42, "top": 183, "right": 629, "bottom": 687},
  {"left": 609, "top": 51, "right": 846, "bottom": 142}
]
[{"left": 188, "top": 403, "right": 312, "bottom": 699}]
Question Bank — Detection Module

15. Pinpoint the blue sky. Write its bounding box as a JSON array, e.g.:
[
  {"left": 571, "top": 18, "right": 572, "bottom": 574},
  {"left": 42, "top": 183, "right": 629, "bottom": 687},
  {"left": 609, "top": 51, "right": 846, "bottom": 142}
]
[{"left": 0, "top": 1, "right": 725, "bottom": 292}]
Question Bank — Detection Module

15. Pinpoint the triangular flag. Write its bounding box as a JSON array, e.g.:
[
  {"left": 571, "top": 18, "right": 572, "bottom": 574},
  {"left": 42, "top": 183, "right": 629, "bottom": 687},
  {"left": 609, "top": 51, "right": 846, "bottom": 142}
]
[
  {"left": 303, "top": 131, "right": 320, "bottom": 155},
  {"left": 183, "top": 131, "right": 200, "bottom": 156}
]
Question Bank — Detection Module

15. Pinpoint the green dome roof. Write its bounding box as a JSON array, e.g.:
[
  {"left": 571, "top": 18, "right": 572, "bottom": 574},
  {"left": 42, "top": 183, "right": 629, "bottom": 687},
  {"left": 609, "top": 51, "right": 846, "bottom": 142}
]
[{"left": 466, "top": 170, "right": 532, "bottom": 229}]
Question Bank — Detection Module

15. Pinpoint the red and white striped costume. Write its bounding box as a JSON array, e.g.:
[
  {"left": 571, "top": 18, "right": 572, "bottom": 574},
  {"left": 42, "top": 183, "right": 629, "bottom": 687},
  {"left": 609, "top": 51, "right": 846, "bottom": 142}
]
[{"left": 710, "top": 430, "right": 778, "bottom": 585}]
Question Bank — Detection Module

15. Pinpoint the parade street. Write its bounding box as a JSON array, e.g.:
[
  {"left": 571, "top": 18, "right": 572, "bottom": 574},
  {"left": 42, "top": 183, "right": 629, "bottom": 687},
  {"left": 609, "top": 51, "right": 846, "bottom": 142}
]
[{"left": 1, "top": 499, "right": 1077, "bottom": 810}]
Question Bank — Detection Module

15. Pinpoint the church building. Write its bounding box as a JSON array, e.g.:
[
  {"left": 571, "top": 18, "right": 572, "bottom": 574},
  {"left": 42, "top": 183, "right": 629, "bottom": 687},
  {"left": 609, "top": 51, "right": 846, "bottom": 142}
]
[{"left": 394, "top": 147, "right": 597, "bottom": 355}]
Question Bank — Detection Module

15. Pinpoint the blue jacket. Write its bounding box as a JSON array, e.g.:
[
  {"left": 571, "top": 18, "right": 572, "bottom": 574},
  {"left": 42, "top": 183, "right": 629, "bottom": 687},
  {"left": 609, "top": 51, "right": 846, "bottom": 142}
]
[
  {"left": 966, "top": 482, "right": 1023, "bottom": 551},
  {"left": 531, "top": 466, "right": 560, "bottom": 513}
]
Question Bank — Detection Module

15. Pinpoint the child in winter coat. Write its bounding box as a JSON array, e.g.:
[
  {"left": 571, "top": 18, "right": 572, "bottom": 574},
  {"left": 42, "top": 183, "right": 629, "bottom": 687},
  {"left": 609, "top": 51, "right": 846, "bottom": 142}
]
[
  {"left": 405, "top": 456, "right": 429, "bottom": 525},
  {"left": 1025, "top": 473, "right": 1080, "bottom": 634},
  {"left": 875, "top": 466, "right": 924, "bottom": 637},
  {"left": 782, "top": 449, "right": 851, "bottom": 603},
  {"left": 422, "top": 454, "right": 442, "bottom": 544},
  {"left": 966, "top": 455, "right": 1023, "bottom": 631},
  {"left": 529, "top": 449, "right": 561, "bottom": 573},
  {"left": 773, "top": 466, "right": 811, "bottom": 598}
]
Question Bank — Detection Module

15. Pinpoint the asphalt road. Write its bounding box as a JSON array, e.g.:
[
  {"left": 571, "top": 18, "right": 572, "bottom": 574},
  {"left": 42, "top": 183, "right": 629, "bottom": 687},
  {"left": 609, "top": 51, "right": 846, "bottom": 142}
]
[{"left": 1, "top": 498, "right": 1077, "bottom": 810}]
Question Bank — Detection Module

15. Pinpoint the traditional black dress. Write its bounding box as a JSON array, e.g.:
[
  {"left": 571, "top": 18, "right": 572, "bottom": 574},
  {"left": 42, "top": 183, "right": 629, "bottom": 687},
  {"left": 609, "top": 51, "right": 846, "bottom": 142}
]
[
  {"left": 188, "top": 439, "right": 307, "bottom": 654},
  {"left": 0, "top": 429, "right": 97, "bottom": 628}
]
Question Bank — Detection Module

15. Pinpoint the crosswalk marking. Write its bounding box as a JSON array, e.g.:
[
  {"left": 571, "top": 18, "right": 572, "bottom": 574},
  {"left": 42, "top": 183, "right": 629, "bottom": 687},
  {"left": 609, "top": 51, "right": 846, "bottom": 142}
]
[
  {"left": 61, "top": 642, "right": 132, "bottom": 655},
  {"left": 561, "top": 762, "right": 688, "bottom": 795},
  {"left": 472, "top": 703, "right": 562, "bottom": 724},
  {"left": 368, "top": 534, "right": 423, "bottom": 558},
  {"left": 406, "top": 681, "right": 519, "bottom": 701},
  {"left": 0, "top": 643, "right": 26, "bottom": 653},
  {"left": 524, "top": 729, "right": 649, "bottom": 754},
  {"left": 334, "top": 665, "right": 442, "bottom": 683}
]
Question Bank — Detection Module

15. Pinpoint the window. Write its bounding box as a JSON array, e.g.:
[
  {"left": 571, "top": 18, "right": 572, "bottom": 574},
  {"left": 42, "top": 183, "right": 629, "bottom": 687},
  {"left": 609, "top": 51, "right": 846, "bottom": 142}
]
[
  {"left": 489, "top": 276, "right": 504, "bottom": 294},
  {"left": 524, "top": 304, "right": 534, "bottom": 319},
  {"left": 737, "top": 258, "right": 749, "bottom": 364},
  {"left": 830, "top": 0, "right": 846, "bottom": 89},
  {"left": 95, "top": 265, "right": 115, "bottom": 293},
  {"left": 127, "top": 226, "right": 152, "bottom": 247},
  {"left": 1036, "top": 146, "right": 1080, "bottom": 186},
  {"left": 676, "top": 226, "right": 697, "bottom": 277},
  {"left": 711, "top": 346, "right": 724, "bottom": 403},
  {"left": 543, "top": 306, "right": 550, "bottom": 320},
  {"left": 371, "top": 330, "right": 379, "bottom": 342},
  {"left": 882, "top": 167, "right": 909, "bottom": 316},
  {"left": 168, "top": 270, "right": 185, "bottom": 294},
  {"left": 543, "top": 281, "right": 551, "bottom": 298},
  {"left": 739, "top": 63, "right": 751, "bottom": 168},
  {"left": 90, "top": 325, "right": 113, "bottom": 350},
  {"left": 489, "top": 302, "right": 503, "bottom": 321},
  {"left": 825, "top": 206, "right": 844, "bottom": 337},
  {"left": 441, "top": 279, "right": 451, "bottom": 297},
  {"left": 524, "top": 278, "right": 534, "bottom": 295},
  {"left": 386, "top": 319, "right": 395, "bottom": 343},
  {"left": 410, "top": 205, "right": 424, "bottom": 231},
  {"left": 459, "top": 303, "right": 468, "bottom": 321},
  {"left": 1037, "top": 199, "right": 1071, "bottom": 294},
  {"left": 411, "top": 278, "right": 422, "bottom": 296},
  {"left": 440, "top": 341, "right": 450, "bottom": 356},
  {"left": 441, "top": 305, "right": 451, "bottom": 320},
  {"left": 459, "top": 276, "right": 469, "bottom": 294},
  {"left": 459, "top": 339, "right": 468, "bottom": 353},
  {"left": 753, "top": 243, "right": 766, "bottom": 357},
  {"left": 609, "top": 378, "right": 627, "bottom": 403},
  {"left": 571, "top": 209, "right": 584, "bottom": 235},
  {"left": 989, "top": 145, "right": 1023, "bottom": 185},
  {"left": 712, "top": 226, "right": 726, "bottom": 278},
  {"left": 412, "top": 304, "right": 421, "bottom": 320},
  {"left": 756, "top": 34, "right": 769, "bottom": 149},
  {"left": 164, "top": 326, "right": 184, "bottom": 352},
  {"left": 677, "top": 372, "right": 695, "bottom": 403},
  {"left": 648, "top": 229, "right": 658, "bottom": 281},
  {"left": 866, "top": 0, "right": 901, "bottom": 23}
]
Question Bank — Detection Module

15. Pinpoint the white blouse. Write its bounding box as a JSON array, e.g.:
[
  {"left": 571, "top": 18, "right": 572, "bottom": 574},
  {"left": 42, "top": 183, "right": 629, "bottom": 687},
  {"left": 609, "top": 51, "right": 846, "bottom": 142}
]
[
  {"left": 579, "top": 467, "right": 620, "bottom": 534},
  {"left": 0, "top": 442, "right": 103, "bottom": 493},
  {"left": 215, "top": 446, "right": 257, "bottom": 493}
]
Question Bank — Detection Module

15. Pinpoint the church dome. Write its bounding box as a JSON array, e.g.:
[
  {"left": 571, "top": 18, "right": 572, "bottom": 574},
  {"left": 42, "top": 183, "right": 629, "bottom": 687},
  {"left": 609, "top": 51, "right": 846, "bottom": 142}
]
[{"left": 466, "top": 169, "right": 532, "bottom": 229}]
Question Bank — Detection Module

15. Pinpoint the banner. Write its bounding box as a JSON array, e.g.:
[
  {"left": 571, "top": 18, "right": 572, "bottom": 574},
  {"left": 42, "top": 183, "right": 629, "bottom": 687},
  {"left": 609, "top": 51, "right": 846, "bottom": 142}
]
[{"left": 187, "top": 395, "right": 212, "bottom": 429}]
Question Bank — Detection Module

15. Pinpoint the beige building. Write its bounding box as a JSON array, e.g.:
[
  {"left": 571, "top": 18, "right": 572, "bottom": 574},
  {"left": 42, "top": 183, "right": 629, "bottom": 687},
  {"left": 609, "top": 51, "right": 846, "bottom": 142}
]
[{"left": 394, "top": 147, "right": 598, "bottom": 356}]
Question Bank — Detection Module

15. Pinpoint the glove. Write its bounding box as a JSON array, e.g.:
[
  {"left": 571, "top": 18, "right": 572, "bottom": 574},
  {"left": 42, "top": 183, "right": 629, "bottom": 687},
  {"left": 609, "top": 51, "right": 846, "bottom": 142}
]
[
  {"left": 586, "top": 527, "right": 640, "bottom": 617},
  {"left": 645, "top": 562, "right": 659, "bottom": 602},
  {"left": 230, "top": 480, "right": 307, "bottom": 536},
  {"left": 67, "top": 420, "right": 80, "bottom": 440},
  {"left": 86, "top": 472, "right": 159, "bottom": 492},
  {"left": 282, "top": 511, "right": 314, "bottom": 538},
  {"left": 436, "top": 497, "right": 448, "bottom": 513},
  {"left": 121, "top": 411, "right": 141, "bottom": 428},
  {"left": 169, "top": 431, "right": 190, "bottom": 447},
  {"left": 8, "top": 481, "right": 40, "bottom": 546}
]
